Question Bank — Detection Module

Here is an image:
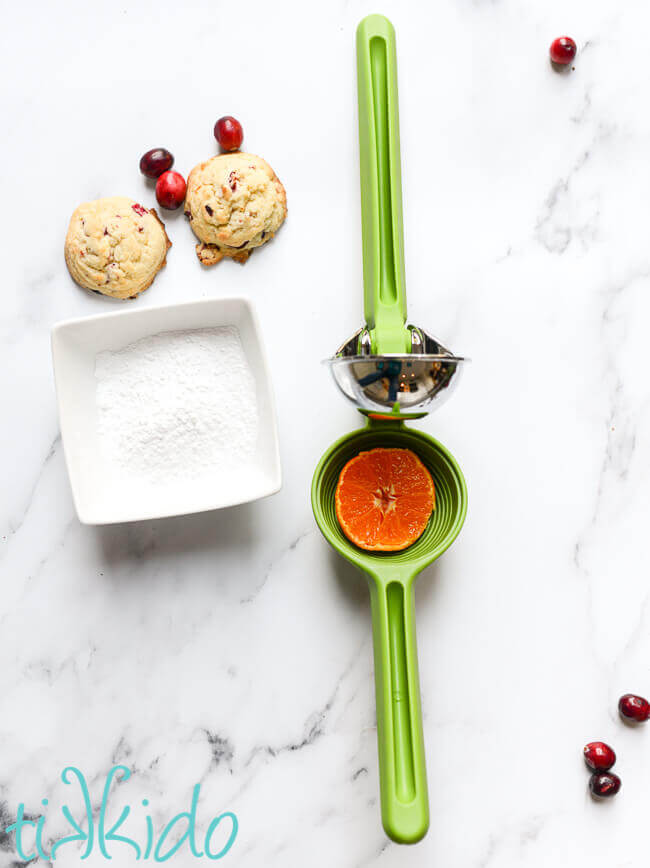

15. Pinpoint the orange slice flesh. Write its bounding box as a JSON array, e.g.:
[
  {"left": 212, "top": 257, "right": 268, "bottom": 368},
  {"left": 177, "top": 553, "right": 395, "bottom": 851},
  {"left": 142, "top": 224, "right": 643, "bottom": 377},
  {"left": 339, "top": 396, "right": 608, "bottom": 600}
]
[{"left": 335, "top": 447, "right": 435, "bottom": 552}]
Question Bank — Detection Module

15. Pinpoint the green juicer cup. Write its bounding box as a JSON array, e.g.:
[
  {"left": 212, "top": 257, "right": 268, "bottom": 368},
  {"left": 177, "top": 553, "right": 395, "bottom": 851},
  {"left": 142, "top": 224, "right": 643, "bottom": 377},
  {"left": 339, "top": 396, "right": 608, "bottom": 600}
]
[{"left": 311, "top": 15, "right": 469, "bottom": 844}]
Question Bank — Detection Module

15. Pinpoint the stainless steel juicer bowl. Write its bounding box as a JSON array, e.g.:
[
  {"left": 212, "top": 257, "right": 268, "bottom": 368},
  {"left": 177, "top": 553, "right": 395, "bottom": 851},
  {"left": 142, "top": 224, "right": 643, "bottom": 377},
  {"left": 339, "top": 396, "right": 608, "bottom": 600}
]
[{"left": 326, "top": 325, "right": 467, "bottom": 419}]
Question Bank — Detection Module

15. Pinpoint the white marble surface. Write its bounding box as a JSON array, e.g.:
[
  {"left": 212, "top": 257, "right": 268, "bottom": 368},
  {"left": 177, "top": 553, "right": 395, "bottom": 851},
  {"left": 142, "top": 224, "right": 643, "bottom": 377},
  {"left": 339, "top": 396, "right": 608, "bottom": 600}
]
[{"left": 2, "top": 0, "right": 650, "bottom": 863}]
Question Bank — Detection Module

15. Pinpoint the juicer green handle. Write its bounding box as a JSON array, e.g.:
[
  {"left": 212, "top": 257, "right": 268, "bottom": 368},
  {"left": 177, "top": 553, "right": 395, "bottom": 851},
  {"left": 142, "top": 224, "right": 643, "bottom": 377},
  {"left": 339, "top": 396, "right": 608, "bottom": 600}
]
[
  {"left": 368, "top": 576, "right": 429, "bottom": 843},
  {"left": 356, "top": 15, "right": 411, "bottom": 355}
]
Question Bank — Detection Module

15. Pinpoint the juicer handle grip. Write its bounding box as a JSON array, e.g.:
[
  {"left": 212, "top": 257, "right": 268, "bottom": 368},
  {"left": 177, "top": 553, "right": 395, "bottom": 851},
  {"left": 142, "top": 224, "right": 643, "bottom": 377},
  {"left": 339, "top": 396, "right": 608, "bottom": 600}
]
[
  {"left": 356, "top": 15, "right": 410, "bottom": 354},
  {"left": 369, "top": 578, "right": 429, "bottom": 844}
]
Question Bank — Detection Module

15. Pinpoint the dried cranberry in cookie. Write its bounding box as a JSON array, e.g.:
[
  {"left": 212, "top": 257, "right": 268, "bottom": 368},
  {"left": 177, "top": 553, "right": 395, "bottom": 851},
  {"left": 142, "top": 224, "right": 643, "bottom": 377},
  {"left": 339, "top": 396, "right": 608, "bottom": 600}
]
[
  {"left": 184, "top": 153, "right": 287, "bottom": 266},
  {"left": 64, "top": 197, "right": 171, "bottom": 299}
]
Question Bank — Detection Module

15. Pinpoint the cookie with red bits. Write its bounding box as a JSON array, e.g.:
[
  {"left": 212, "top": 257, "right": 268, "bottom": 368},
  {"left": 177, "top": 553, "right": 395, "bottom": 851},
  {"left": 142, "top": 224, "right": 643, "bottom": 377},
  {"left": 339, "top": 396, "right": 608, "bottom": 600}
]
[
  {"left": 184, "top": 153, "right": 286, "bottom": 266},
  {"left": 65, "top": 197, "right": 171, "bottom": 299}
]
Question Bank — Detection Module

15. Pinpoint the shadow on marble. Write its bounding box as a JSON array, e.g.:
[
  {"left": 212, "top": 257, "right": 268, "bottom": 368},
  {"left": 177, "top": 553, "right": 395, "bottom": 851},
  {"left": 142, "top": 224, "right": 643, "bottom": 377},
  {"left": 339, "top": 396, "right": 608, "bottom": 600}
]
[
  {"left": 92, "top": 499, "right": 263, "bottom": 568},
  {"left": 326, "top": 545, "right": 369, "bottom": 614},
  {"left": 324, "top": 547, "right": 450, "bottom": 650},
  {"left": 326, "top": 545, "right": 447, "bottom": 612},
  {"left": 413, "top": 559, "right": 446, "bottom": 610}
]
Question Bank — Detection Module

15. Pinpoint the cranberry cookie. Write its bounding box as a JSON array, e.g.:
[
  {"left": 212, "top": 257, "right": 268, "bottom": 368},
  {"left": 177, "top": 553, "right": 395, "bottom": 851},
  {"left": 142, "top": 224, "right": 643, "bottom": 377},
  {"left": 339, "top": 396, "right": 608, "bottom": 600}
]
[
  {"left": 184, "top": 153, "right": 287, "bottom": 265},
  {"left": 65, "top": 197, "right": 171, "bottom": 299}
]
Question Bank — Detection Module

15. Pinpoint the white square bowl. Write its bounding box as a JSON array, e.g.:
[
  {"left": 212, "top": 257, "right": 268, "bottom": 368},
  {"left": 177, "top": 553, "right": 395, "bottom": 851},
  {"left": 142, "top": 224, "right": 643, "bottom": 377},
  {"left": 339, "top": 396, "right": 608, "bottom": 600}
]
[{"left": 51, "top": 297, "right": 281, "bottom": 524}]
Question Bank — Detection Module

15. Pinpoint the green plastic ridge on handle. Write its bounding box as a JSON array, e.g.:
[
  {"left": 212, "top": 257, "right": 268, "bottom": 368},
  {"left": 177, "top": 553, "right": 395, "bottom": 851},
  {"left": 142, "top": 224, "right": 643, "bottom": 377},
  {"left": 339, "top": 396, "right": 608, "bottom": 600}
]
[
  {"left": 369, "top": 570, "right": 429, "bottom": 843},
  {"left": 357, "top": 14, "right": 411, "bottom": 355}
]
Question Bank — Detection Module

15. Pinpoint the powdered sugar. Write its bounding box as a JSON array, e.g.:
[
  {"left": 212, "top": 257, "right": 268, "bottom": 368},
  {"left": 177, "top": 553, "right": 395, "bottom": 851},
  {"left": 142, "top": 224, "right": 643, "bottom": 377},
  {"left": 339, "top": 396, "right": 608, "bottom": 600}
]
[{"left": 95, "top": 327, "right": 258, "bottom": 483}]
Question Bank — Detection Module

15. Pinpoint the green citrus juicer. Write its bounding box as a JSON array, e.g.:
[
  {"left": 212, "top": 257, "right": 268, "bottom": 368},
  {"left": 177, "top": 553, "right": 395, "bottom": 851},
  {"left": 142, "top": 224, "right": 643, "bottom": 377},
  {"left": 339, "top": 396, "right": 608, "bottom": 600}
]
[{"left": 311, "top": 15, "right": 468, "bottom": 845}]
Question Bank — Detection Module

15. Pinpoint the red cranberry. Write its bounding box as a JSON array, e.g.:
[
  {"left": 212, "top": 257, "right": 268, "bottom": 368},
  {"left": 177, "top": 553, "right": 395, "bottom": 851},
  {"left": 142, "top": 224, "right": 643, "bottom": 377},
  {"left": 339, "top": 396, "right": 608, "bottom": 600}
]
[
  {"left": 583, "top": 742, "right": 616, "bottom": 772},
  {"left": 589, "top": 772, "right": 621, "bottom": 798},
  {"left": 132, "top": 203, "right": 147, "bottom": 217},
  {"left": 214, "top": 116, "right": 243, "bottom": 151},
  {"left": 155, "top": 171, "right": 186, "bottom": 210},
  {"left": 549, "top": 36, "right": 577, "bottom": 65},
  {"left": 139, "top": 148, "right": 174, "bottom": 179},
  {"left": 619, "top": 693, "right": 650, "bottom": 722}
]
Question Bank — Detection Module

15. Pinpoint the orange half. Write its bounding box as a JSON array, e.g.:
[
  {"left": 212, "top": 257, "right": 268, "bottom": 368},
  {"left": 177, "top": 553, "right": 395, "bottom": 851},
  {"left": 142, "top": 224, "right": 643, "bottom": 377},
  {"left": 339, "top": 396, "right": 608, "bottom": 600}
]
[{"left": 335, "top": 447, "right": 435, "bottom": 552}]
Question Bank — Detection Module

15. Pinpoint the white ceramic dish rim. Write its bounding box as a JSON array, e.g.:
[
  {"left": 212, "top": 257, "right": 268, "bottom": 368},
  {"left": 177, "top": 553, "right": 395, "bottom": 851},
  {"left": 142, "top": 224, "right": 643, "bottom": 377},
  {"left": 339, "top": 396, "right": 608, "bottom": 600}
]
[{"left": 51, "top": 296, "right": 282, "bottom": 525}]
